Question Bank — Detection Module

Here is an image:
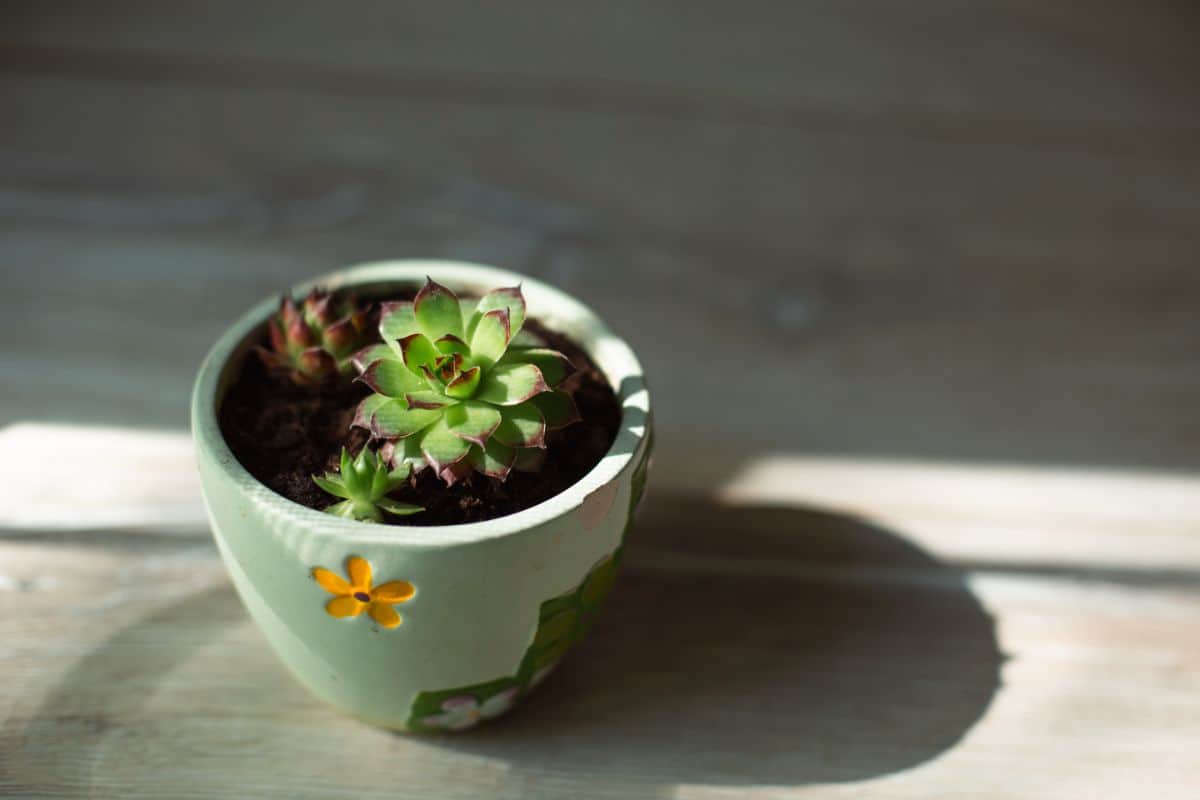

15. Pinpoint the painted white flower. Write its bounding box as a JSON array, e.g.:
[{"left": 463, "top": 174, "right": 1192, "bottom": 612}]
[
  {"left": 419, "top": 687, "right": 520, "bottom": 731},
  {"left": 528, "top": 662, "right": 558, "bottom": 689}
]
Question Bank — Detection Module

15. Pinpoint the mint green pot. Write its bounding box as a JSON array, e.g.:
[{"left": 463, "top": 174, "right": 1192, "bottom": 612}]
[{"left": 191, "top": 260, "right": 652, "bottom": 732}]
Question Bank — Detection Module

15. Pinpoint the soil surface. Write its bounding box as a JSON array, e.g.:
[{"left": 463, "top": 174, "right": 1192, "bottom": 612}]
[{"left": 218, "top": 302, "right": 621, "bottom": 526}]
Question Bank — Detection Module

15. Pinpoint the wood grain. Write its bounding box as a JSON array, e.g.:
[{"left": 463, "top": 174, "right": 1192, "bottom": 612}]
[
  {"left": 2, "top": 1, "right": 1199, "bottom": 796},
  {"left": 2, "top": 484, "right": 1198, "bottom": 799}
]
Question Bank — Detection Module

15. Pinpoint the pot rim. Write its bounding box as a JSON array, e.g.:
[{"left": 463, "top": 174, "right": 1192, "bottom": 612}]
[{"left": 191, "top": 259, "right": 650, "bottom": 548}]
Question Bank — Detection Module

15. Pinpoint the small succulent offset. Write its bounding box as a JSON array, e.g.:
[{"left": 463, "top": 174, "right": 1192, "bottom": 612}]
[
  {"left": 353, "top": 279, "right": 580, "bottom": 484},
  {"left": 312, "top": 447, "right": 423, "bottom": 522},
  {"left": 256, "top": 290, "right": 372, "bottom": 386}
]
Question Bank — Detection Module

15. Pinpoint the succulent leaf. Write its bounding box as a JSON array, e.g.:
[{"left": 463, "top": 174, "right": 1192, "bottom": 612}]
[
  {"left": 444, "top": 401, "right": 502, "bottom": 446},
  {"left": 379, "top": 301, "right": 419, "bottom": 341},
  {"left": 312, "top": 447, "right": 422, "bottom": 522},
  {"left": 444, "top": 365, "right": 481, "bottom": 399},
  {"left": 377, "top": 498, "right": 424, "bottom": 516},
  {"left": 530, "top": 390, "right": 582, "bottom": 429},
  {"left": 404, "top": 390, "right": 454, "bottom": 410},
  {"left": 257, "top": 290, "right": 372, "bottom": 386},
  {"left": 370, "top": 397, "right": 441, "bottom": 439},
  {"left": 414, "top": 279, "right": 465, "bottom": 341},
  {"left": 472, "top": 287, "right": 526, "bottom": 340},
  {"left": 475, "top": 363, "right": 549, "bottom": 406},
  {"left": 398, "top": 333, "right": 441, "bottom": 376},
  {"left": 352, "top": 394, "right": 390, "bottom": 432},
  {"left": 312, "top": 475, "right": 351, "bottom": 499},
  {"left": 435, "top": 334, "right": 471, "bottom": 358},
  {"left": 467, "top": 438, "right": 517, "bottom": 480},
  {"left": 501, "top": 347, "right": 575, "bottom": 387},
  {"left": 493, "top": 402, "right": 546, "bottom": 448},
  {"left": 359, "top": 358, "right": 424, "bottom": 397},
  {"left": 470, "top": 308, "right": 512, "bottom": 367},
  {"left": 352, "top": 343, "right": 394, "bottom": 373},
  {"left": 419, "top": 417, "right": 472, "bottom": 471},
  {"left": 381, "top": 435, "right": 428, "bottom": 474},
  {"left": 353, "top": 279, "right": 580, "bottom": 483}
]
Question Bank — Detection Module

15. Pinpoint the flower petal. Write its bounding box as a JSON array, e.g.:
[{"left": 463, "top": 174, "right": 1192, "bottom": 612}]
[
  {"left": 326, "top": 595, "right": 365, "bottom": 618},
  {"left": 367, "top": 602, "right": 402, "bottom": 628},
  {"left": 372, "top": 580, "right": 416, "bottom": 603},
  {"left": 346, "top": 556, "right": 372, "bottom": 591},
  {"left": 480, "top": 687, "right": 520, "bottom": 718},
  {"left": 441, "top": 695, "right": 480, "bottom": 712},
  {"left": 312, "top": 567, "right": 351, "bottom": 596}
]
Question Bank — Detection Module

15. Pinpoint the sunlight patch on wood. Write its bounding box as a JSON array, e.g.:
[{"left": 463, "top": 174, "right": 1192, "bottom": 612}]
[
  {"left": 0, "top": 422, "right": 205, "bottom": 533},
  {"left": 721, "top": 455, "right": 1200, "bottom": 571}
]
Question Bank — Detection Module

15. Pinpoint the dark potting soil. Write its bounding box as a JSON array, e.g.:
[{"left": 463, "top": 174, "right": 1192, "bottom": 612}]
[{"left": 218, "top": 313, "right": 621, "bottom": 526}]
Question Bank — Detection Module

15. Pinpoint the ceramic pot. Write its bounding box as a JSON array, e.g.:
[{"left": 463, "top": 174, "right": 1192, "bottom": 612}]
[{"left": 191, "top": 260, "right": 652, "bottom": 731}]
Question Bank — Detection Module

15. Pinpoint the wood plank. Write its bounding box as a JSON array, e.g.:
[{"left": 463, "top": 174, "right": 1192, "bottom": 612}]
[
  {"left": 1, "top": 73, "right": 1198, "bottom": 468},
  {"left": 4, "top": 0, "right": 1200, "bottom": 137},
  {"left": 2, "top": 486, "right": 1198, "bottom": 798}
]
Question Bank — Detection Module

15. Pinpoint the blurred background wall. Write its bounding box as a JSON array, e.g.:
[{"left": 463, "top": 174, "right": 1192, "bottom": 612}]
[{"left": 2, "top": 0, "right": 1198, "bottom": 480}]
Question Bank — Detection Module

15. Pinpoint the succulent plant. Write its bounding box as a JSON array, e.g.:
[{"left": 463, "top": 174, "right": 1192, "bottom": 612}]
[
  {"left": 312, "top": 446, "right": 423, "bottom": 522},
  {"left": 256, "top": 289, "right": 371, "bottom": 386},
  {"left": 353, "top": 278, "right": 581, "bottom": 484}
]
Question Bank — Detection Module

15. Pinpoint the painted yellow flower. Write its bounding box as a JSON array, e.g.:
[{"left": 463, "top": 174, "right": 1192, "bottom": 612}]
[{"left": 312, "top": 556, "right": 415, "bottom": 629}]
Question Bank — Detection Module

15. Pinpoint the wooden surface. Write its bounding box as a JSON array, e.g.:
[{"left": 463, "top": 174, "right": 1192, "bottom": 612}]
[{"left": 2, "top": 2, "right": 1199, "bottom": 797}]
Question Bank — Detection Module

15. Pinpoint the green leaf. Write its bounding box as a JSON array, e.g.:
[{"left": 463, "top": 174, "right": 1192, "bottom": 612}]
[
  {"left": 435, "top": 334, "right": 470, "bottom": 358},
  {"left": 369, "top": 457, "right": 391, "bottom": 498},
  {"left": 501, "top": 347, "right": 575, "bottom": 387},
  {"left": 359, "top": 357, "right": 424, "bottom": 397},
  {"left": 475, "top": 363, "right": 549, "bottom": 406},
  {"left": 467, "top": 438, "right": 516, "bottom": 479},
  {"left": 469, "top": 308, "right": 511, "bottom": 367},
  {"left": 377, "top": 498, "right": 423, "bottom": 516},
  {"left": 379, "top": 301, "right": 419, "bottom": 342},
  {"left": 444, "top": 366, "right": 481, "bottom": 399},
  {"left": 404, "top": 390, "right": 455, "bottom": 410},
  {"left": 533, "top": 608, "right": 578, "bottom": 650},
  {"left": 387, "top": 435, "right": 428, "bottom": 473},
  {"left": 351, "top": 343, "right": 393, "bottom": 373},
  {"left": 414, "top": 278, "right": 464, "bottom": 340},
  {"left": 352, "top": 394, "right": 390, "bottom": 431},
  {"left": 325, "top": 499, "right": 383, "bottom": 523},
  {"left": 370, "top": 398, "right": 441, "bottom": 439},
  {"left": 530, "top": 390, "right": 581, "bottom": 429},
  {"left": 419, "top": 417, "right": 471, "bottom": 471},
  {"left": 444, "top": 401, "right": 502, "bottom": 446},
  {"left": 472, "top": 286, "right": 526, "bottom": 339},
  {"left": 387, "top": 460, "right": 413, "bottom": 484},
  {"left": 580, "top": 555, "right": 619, "bottom": 610},
  {"left": 493, "top": 402, "right": 546, "bottom": 448},
  {"left": 398, "top": 333, "right": 441, "bottom": 376},
  {"left": 312, "top": 474, "right": 351, "bottom": 499}
]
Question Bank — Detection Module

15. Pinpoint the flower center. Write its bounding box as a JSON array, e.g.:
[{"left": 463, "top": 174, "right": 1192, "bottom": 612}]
[{"left": 354, "top": 591, "right": 370, "bottom": 602}]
